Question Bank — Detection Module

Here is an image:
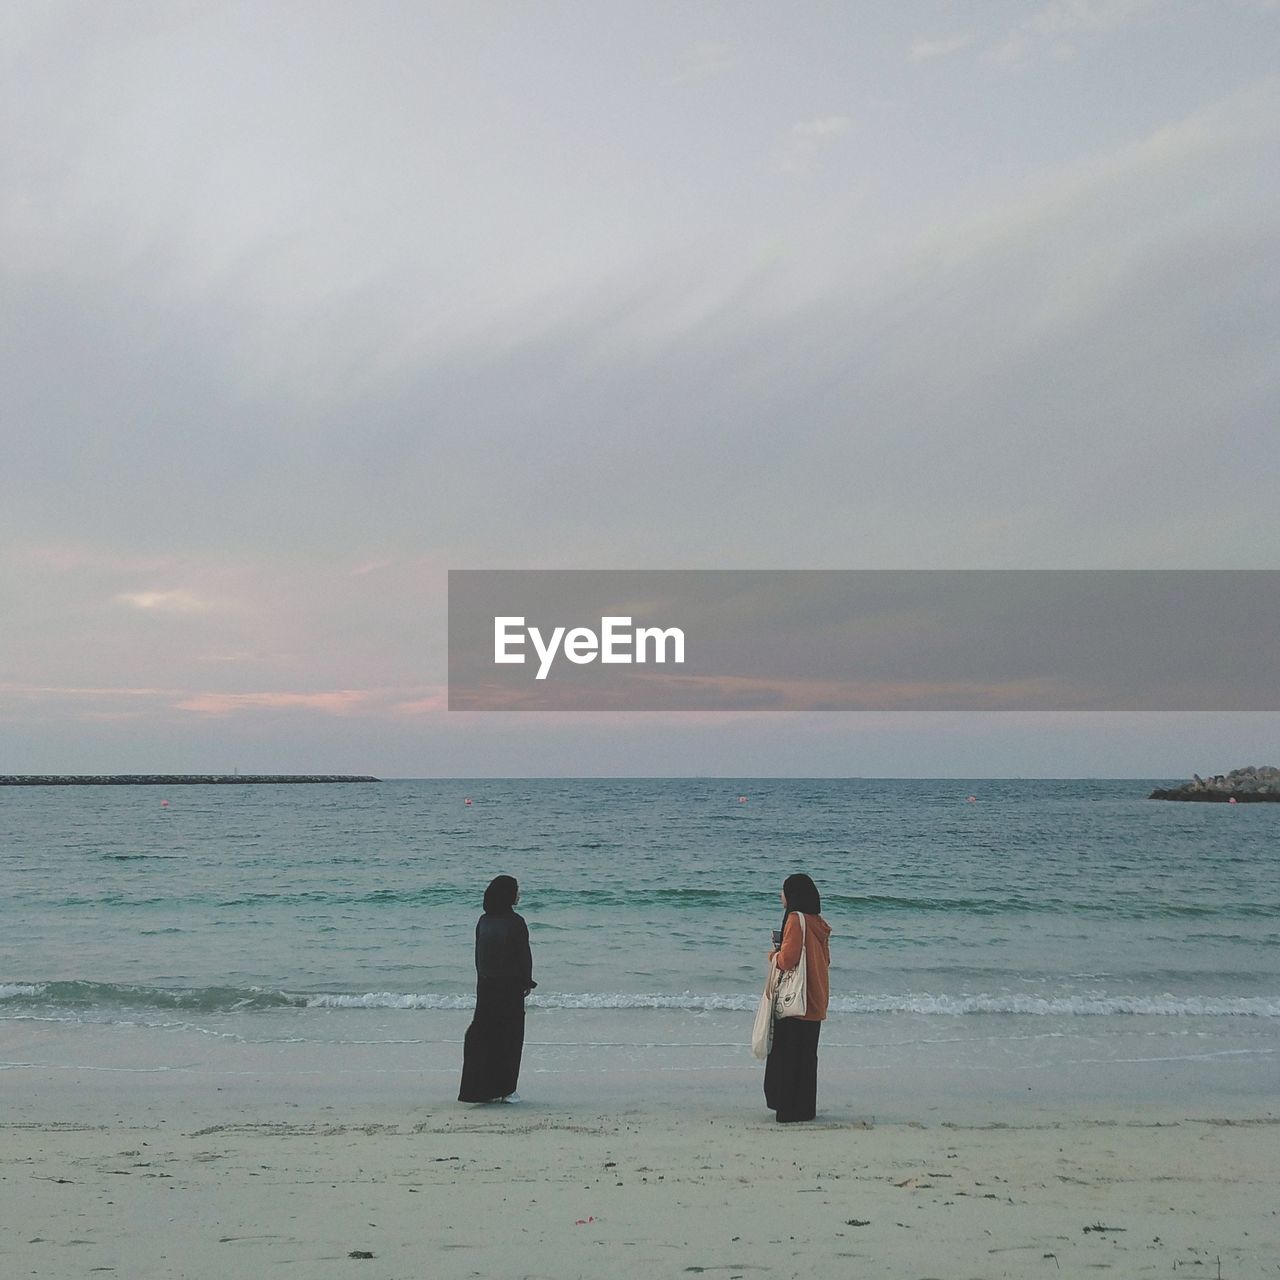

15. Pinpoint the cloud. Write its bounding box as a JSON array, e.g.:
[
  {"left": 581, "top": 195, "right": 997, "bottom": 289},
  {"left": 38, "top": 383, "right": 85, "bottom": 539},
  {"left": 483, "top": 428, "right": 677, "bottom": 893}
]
[
  {"left": 392, "top": 690, "right": 448, "bottom": 715},
  {"left": 0, "top": 680, "right": 447, "bottom": 728},
  {"left": 115, "top": 589, "right": 213, "bottom": 614},
  {"left": 909, "top": 34, "right": 974, "bottom": 62},
  {"left": 776, "top": 115, "right": 852, "bottom": 173},
  {"left": 173, "top": 690, "right": 370, "bottom": 716},
  {"left": 7, "top": 544, "right": 174, "bottom": 574},
  {"left": 0, "top": 682, "right": 175, "bottom": 723},
  {"left": 912, "top": 77, "right": 1279, "bottom": 268},
  {"left": 990, "top": 0, "right": 1170, "bottom": 64},
  {"left": 669, "top": 41, "right": 735, "bottom": 85},
  {"left": 448, "top": 672, "right": 1075, "bottom": 713},
  {"left": 0, "top": 683, "right": 172, "bottom": 699}
]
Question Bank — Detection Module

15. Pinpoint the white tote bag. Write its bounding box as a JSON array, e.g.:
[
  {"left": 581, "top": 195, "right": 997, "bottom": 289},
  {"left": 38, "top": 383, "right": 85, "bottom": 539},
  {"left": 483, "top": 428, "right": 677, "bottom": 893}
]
[
  {"left": 750, "top": 964, "right": 779, "bottom": 1059},
  {"left": 773, "top": 912, "right": 808, "bottom": 1020}
]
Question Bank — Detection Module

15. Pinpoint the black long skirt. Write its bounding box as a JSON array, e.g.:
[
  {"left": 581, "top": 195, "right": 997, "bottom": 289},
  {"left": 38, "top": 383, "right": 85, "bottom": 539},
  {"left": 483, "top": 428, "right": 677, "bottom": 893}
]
[
  {"left": 458, "top": 978, "right": 526, "bottom": 1102},
  {"left": 763, "top": 1017, "right": 820, "bottom": 1122}
]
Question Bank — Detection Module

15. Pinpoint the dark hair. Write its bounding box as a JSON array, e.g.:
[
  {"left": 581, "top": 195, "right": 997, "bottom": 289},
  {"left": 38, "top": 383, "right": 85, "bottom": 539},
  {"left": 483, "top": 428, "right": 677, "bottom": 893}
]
[
  {"left": 482, "top": 875, "right": 519, "bottom": 914},
  {"left": 782, "top": 873, "right": 821, "bottom": 916}
]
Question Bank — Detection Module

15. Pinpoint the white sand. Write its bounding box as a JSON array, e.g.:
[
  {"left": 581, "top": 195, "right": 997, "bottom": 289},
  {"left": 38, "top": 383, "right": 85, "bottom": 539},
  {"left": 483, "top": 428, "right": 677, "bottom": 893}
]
[{"left": 3, "top": 1080, "right": 1276, "bottom": 1279}]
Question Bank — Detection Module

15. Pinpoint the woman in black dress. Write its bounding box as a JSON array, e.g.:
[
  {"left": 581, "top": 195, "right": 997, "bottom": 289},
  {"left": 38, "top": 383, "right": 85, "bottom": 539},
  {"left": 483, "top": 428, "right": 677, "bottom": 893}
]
[{"left": 458, "top": 875, "right": 536, "bottom": 1103}]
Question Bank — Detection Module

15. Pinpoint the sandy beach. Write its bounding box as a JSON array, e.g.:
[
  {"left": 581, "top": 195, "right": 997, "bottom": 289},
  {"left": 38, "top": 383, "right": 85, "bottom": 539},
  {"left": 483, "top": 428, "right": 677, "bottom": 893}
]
[{"left": 4, "top": 1072, "right": 1276, "bottom": 1280}]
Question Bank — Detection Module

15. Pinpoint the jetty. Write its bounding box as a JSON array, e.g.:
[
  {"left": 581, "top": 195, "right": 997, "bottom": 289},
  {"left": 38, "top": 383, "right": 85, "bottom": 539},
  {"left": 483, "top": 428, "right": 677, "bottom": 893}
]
[
  {"left": 1150, "top": 764, "right": 1280, "bottom": 802},
  {"left": 0, "top": 775, "right": 380, "bottom": 786}
]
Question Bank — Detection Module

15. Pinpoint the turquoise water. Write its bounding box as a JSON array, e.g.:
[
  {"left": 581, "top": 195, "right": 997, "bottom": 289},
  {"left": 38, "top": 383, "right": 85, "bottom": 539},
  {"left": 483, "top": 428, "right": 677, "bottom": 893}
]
[{"left": 2, "top": 778, "right": 1277, "bottom": 1105}]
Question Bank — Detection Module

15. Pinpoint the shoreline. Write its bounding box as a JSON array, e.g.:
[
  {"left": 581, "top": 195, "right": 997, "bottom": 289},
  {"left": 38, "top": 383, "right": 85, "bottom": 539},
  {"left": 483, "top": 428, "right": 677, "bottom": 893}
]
[{"left": 7, "top": 1006, "right": 1277, "bottom": 1114}]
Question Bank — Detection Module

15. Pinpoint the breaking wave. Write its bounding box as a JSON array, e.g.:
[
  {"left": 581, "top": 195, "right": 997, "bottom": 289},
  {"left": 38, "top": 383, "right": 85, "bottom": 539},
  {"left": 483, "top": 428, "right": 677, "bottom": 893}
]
[{"left": 3, "top": 981, "right": 1278, "bottom": 1018}]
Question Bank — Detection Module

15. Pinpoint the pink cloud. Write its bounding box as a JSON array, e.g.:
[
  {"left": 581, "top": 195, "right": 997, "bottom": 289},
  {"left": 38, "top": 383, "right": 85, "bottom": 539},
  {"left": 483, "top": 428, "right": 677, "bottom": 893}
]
[
  {"left": 392, "top": 689, "right": 449, "bottom": 714},
  {"left": 349, "top": 558, "right": 394, "bottom": 577},
  {"left": 0, "top": 683, "right": 174, "bottom": 699},
  {"left": 625, "top": 673, "right": 1072, "bottom": 711},
  {"left": 174, "top": 690, "right": 370, "bottom": 716},
  {"left": 447, "top": 673, "right": 1073, "bottom": 712},
  {"left": 6, "top": 544, "right": 176, "bottom": 574}
]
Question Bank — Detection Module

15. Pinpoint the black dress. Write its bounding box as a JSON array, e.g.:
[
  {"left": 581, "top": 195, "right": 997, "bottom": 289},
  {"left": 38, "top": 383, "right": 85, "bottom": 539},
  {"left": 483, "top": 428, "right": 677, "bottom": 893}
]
[
  {"left": 763, "top": 1017, "right": 821, "bottom": 1122},
  {"left": 763, "top": 910, "right": 824, "bottom": 1122},
  {"left": 458, "top": 909, "right": 535, "bottom": 1102}
]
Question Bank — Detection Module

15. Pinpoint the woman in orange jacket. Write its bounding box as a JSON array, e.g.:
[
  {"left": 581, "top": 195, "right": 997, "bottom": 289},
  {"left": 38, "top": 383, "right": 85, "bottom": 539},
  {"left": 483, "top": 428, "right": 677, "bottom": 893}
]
[{"left": 764, "top": 873, "right": 832, "bottom": 1123}]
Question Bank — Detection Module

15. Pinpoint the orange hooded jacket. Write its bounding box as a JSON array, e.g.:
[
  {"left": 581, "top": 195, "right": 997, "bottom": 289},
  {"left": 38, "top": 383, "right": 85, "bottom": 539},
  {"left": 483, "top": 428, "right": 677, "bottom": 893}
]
[{"left": 770, "top": 911, "right": 831, "bottom": 1021}]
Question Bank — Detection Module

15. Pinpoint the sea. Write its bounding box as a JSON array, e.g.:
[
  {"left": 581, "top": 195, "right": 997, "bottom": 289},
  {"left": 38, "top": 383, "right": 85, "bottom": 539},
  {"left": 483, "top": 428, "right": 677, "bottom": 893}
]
[{"left": 2, "top": 778, "right": 1277, "bottom": 1117}]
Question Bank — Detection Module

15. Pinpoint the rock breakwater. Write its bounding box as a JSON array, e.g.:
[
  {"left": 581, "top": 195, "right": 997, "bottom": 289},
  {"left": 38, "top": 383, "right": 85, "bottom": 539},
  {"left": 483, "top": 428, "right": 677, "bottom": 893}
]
[
  {"left": 0, "top": 775, "right": 380, "bottom": 786},
  {"left": 1150, "top": 764, "right": 1280, "bottom": 802}
]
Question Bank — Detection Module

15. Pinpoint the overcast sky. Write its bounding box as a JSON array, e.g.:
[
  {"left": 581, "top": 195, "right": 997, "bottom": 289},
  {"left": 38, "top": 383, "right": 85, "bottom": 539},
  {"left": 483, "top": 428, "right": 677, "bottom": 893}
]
[{"left": 3, "top": 1, "right": 1278, "bottom": 775}]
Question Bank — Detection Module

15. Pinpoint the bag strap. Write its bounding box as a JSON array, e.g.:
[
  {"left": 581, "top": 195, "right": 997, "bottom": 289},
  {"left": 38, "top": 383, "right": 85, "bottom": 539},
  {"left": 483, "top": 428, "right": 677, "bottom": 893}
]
[
  {"left": 778, "top": 910, "right": 807, "bottom": 961},
  {"left": 770, "top": 911, "right": 809, "bottom": 979}
]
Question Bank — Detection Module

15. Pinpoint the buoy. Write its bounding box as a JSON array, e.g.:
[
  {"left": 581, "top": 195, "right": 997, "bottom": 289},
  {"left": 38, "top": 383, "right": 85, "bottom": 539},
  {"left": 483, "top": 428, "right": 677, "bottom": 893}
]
[{"left": 738, "top": 795, "right": 748, "bottom": 803}]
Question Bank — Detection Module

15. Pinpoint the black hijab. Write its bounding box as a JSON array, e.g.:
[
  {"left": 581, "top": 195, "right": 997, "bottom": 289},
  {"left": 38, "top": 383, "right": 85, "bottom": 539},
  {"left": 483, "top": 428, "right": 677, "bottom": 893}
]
[
  {"left": 482, "top": 874, "right": 519, "bottom": 915},
  {"left": 780, "top": 873, "right": 821, "bottom": 931}
]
